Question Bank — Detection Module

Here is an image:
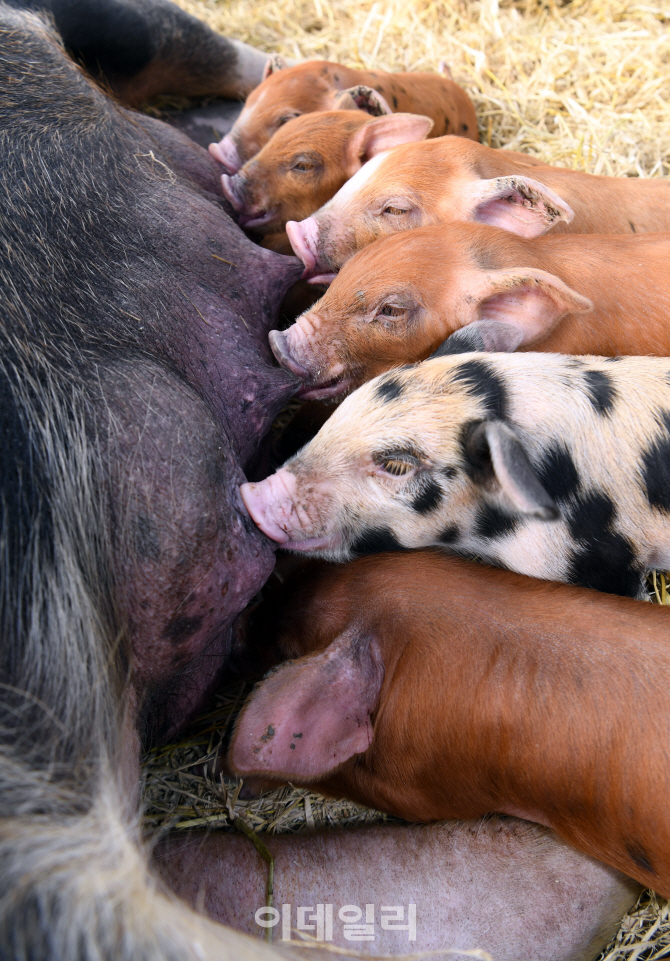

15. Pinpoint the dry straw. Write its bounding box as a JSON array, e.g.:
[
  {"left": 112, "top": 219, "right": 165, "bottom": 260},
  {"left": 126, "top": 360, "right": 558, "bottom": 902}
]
[{"left": 151, "top": 1, "right": 670, "bottom": 958}]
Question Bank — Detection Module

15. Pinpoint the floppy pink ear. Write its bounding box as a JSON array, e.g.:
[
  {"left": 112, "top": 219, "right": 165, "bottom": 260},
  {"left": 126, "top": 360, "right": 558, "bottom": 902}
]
[
  {"left": 434, "top": 268, "right": 592, "bottom": 356},
  {"left": 465, "top": 176, "right": 574, "bottom": 238},
  {"left": 228, "top": 628, "right": 384, "bottom": 781},
  {"left": 262, "top": 54, "right": 288, "bottom": 80},
  {"left": 477, "top": 267, "right": 593, "bottom": 341},
  {"left": 334, "top": 85, "right": 393, "bottom": 116},
  {"left": 346, "top": 114, "right": 433, "bottom": 169}
]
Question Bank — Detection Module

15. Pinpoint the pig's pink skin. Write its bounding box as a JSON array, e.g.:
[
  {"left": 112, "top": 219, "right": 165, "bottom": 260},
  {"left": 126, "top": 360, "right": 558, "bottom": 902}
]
[
  {"left": 240, "top": 468, "right": 341, "bottom": 551},
  {"left": 209, "top": 135, "right": 242, "bottom": 174},
  {"left": 240, "top": 471, "right": 294, "bottom": 544},
  {"left": 286, "top": 217, "right": 319, "bottom": 276}
]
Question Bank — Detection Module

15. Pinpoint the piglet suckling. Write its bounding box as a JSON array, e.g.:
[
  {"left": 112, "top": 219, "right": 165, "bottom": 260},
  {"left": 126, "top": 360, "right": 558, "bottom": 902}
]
[
  {"left": 241, "top": 353, "right": 670, "bottom": 597},
  {"left": 285, "top": 136, "right": 670, "bottom": 276},
  {"left": 209, "top": 57, "right": 478, "bottom": 173},
  {"left": 271, "top": 224, "right": 670, "bottom": 396},
  {"left": 229, "top": 551, "right": 670, "bottom": 895},
  {"left": 220, "top": 111, "right": 433, "bottom": 240}
]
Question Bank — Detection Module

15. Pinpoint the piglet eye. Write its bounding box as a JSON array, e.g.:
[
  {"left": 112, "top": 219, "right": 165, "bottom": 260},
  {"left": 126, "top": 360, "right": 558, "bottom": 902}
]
[
  {"left": 379, "top": 456, "right": 417, "bottom": 476},
  {"left": 383, "top": 205, "right": 408, "bottom": 216},
  {"left": 292, "top": 161, "right": 315, "bottom": 172},
  {"left": 378, "top": 304, "right": 406, "bottom": 318}
]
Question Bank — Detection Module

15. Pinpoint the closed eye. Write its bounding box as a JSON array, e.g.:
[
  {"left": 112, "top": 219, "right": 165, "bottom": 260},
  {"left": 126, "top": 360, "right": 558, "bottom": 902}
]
[
  {"left": 292, "top": 160, "right": 315, "bottom": 172},
  {"left": 375, "top": 452, "right": 421, "bottom": 476},
  {"left": 381, "top": 458, "right": 414, "bottom": 475},
  {"left": 276, "top": 112, "right": 300, "bottom": 127},
  {"left": 383, "top": 205, "right": 409, "bottom": 216},
  {"left": 377, "top": 303, "right": 406, "bottom": 318}
]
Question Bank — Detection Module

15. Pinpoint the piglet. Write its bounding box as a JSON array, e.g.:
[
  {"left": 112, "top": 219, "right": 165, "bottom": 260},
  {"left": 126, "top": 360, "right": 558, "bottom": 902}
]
[
  {"left": 241, "top": 353, "right": 670, "bottom": 597},
  {"left": 271, "top": 223, "right": 670, "bottom": 396},
  {"left": 230, "top": 551, "right": 670, "bottom": 896},
  {"left": 209, "top": 57, "right": 478, "bottom": 172},
  {"left": 285, "top": 136, "right": 670, "bottom": 276}
]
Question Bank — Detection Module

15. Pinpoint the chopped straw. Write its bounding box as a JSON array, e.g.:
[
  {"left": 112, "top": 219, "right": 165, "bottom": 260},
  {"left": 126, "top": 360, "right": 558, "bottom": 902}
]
[{"left": 149, "top": 1, "right": 670, "bottom": 957}]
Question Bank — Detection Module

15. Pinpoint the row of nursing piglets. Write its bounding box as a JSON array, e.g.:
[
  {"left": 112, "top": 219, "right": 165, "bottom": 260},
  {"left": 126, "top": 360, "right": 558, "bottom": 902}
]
[
  {"left": 209, "top": 71, "right": 670, "bottom": 374},
  {"left": 214, "top": 52, "right": 670, "bottom": 914}
]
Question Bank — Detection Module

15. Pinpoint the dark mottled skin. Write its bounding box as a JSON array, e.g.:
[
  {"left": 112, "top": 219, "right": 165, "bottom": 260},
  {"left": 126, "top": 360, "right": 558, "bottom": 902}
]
[{"left": 0, "top": 3, "right": 302, "bottom": 740}]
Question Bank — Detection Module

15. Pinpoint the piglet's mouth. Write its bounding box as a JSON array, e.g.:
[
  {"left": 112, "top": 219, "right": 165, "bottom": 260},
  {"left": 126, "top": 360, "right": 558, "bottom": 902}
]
[
  {"left": 238, "top": 210, "right": 275, "bottom": 230},
  {"left": 297, "top": 377, "right": 351, "bottom": 401}
]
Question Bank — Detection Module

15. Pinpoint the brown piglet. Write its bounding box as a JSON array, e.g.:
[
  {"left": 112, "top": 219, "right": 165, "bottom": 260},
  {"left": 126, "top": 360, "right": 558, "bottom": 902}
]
[
  {"left": 209, "top": 57, "right": 478, "bottom": 173},
  {"left": 285, "top": 136, "right": 670, "bottom": 277},
  {"left": 271, "top": 223, "right": 670, "bottom": 398},
  {"left": 229, "top": 552, "right": 670, "bottom": 896}
]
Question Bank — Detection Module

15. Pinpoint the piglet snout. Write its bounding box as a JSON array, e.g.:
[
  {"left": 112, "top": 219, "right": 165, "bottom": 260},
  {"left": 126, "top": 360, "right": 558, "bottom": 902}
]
[
  {"left": 241, "top": 470, "right": 336, "bottom": 552},
  {"left": 286, "top": 217, "right": 319, "bottom": 277},
  {"left": 269, "top": 329, "right": 310, "bottom": 380},
  {"left": 209, "top": 135, "right": 242, "bottom": 174},
  {"left": 221, "top": 173, "right": 246, "bottom": 212},
  {"left": 241, "top": 469, "right": 305, "bottom": 547}
]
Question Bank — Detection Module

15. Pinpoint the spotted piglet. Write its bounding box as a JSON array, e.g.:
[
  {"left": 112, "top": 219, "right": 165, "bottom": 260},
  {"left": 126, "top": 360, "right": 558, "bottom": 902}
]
[{"left": 241, "top": 353, "right": 670, "bottom": 597}]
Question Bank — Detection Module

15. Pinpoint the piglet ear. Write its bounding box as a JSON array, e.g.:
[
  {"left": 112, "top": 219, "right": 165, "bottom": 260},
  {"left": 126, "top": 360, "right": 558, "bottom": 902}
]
[
  {"left": 465, "top": 176, "right": 574, "bottom": 238},
  {"left": 228, "top": 627, "right": 384, "bottom": 781},
  {"left": 347, "top": 114, "right": 433, "bottom": 170},
  {"left": 262, "top": 54, "right": 288, "bottom": 80},
  {"left": 334, "top": 85, "right": 393, "bottom": 116},
  {"left": 464, "top": 420, "right": 558, "bottom": 520},
  {"left": 478, "top": 267, "right": 592, "bottom": 343}
]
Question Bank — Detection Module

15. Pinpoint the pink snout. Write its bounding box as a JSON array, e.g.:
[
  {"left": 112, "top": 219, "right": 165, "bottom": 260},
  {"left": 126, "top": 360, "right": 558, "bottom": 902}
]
[
  {"left": 286, "top": 217, "right": 320, "bottom": 278},
  {"left": 269, "top": 329, "right": 310, "bottom": 380},
  {"left": 221, "top": 173, "right": 245, "bottom": 212},
  {"left": 209, "top": 135, "right": 242, "bottom": 174},
  {"left": 240, "top": 469, "right": 336, "bottom": 552}
]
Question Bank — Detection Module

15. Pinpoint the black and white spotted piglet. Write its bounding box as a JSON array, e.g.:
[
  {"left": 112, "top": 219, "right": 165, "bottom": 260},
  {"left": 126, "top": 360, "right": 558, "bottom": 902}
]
[{"left": 241, "top": 353, "right": 670, "bottom": 597}]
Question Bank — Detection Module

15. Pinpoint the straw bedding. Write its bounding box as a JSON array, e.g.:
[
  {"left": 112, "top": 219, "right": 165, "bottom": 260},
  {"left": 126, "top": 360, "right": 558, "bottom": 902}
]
[{"left": 145, "top": 1, "right": 670, "bottom": 957}]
